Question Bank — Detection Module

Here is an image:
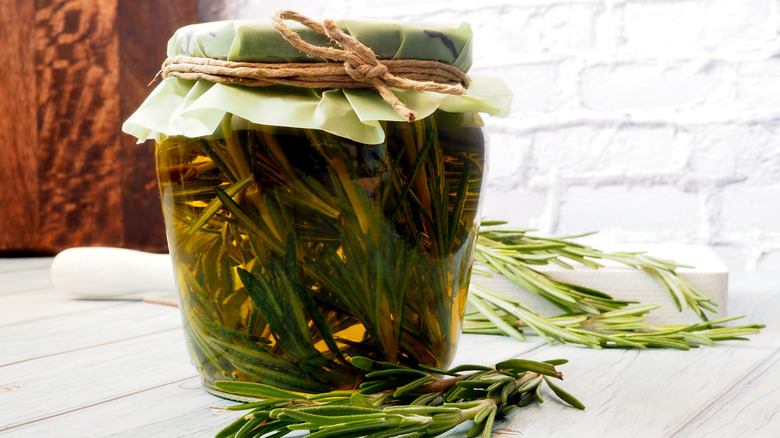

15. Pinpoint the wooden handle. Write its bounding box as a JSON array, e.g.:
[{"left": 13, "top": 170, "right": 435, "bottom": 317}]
[{"left": 51, "top": 247, "right": 176, "bottom": 299}]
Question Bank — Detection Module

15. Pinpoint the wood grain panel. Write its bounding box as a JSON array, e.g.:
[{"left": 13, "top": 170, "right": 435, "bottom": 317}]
[
  {"left": 0, "top": 0, "right": 40, "bottom": 249},
  {"left": 118, "top": 1, "right": 197, "bottom": 252},
  {"left": 0, "top": 0, "right": 196, "bottom": 253},
  {"left": 35, "top": 0, "right": 123, "bottom": 250}
]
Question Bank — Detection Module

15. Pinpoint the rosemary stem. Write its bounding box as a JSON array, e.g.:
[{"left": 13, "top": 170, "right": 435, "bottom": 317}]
[{"left": 413, "top": 374, "right": 469, "bottom": 394}]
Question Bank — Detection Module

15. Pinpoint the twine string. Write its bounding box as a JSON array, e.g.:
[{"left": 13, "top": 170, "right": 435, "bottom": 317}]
[{"left": 159, "top": 10, "right": 471, "bottom": 122}]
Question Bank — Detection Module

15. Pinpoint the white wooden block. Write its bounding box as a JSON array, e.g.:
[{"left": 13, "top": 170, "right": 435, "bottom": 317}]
[{"left": 472, "top": 243, "right": 728, "bottom": 325}]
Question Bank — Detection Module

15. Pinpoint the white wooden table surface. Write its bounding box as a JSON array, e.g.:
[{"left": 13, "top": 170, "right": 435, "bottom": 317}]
[{"left": 1, "top": 257, "right": 778, "bottom": 437}]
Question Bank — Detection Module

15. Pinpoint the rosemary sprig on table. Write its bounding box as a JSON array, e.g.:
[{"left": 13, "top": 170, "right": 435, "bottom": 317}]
[
  {"left": 215, "top": 356, "right": 583, "bottom": 438},
  {"left": 475, "top": 223, "right": 716, "bottom": 317},
  {"left": 466, "top": 223, "right": 765, "bottom": 349}
]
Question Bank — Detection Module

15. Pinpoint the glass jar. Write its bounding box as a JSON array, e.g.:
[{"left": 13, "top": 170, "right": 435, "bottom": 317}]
[
  {"left": 123, "top": 15, "right": 510, "bottom": 399},
  {"left": 156, "top": 110, "right": 486, "bottom": 396}
]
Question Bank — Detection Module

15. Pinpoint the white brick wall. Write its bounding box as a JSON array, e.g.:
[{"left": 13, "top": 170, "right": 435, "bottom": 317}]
[{"left": 202, "top": 0, "right": 780, "bottom": 293}]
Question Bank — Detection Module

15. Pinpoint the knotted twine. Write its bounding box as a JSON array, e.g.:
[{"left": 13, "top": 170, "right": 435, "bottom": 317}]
[{"left": 160, "top": 10, "right": 471, "bottom": 122}]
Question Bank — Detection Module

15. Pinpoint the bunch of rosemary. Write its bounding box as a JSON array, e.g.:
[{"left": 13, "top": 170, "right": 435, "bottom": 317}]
[{"left": 215, "top": 356, "right": 583, "bottom": 438}]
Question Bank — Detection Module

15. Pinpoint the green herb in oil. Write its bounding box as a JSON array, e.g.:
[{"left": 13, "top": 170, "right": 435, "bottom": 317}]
[{"left": 156, "top": 111, "right": 486, "bottom": 395}]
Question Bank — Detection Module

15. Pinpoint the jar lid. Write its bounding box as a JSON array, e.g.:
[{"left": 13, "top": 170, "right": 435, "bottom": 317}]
[
  {"left": 168, "top": 18, "right": 473, "bottom": 73},
  {"left": 123, "top": 16, "right": 512, "bottom": 145}
]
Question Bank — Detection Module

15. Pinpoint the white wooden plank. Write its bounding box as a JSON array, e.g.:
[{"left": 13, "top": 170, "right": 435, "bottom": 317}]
[
  {"left": 489, "top": 344, "right": 774, "bottom": 438},
  {"left": 724, "top": 289, "right": 780, "bottom": 350},
  {"left": 0, "top": 336, "right": 546, "bottom": 437},
  {"left": 0, "top": 301, "right": 182, "bottom": 365},
  {"left": 0, "top": 266, "right": 54, "bottom": 295},
  {"left": 1, "top": 377, "right": 234, "bottom": 438},
  {"left": 0, "top": 289, "right": 128, "bottom": 326},
  {"left": 670, "top": 349, "right": 780, "bottom": 437},
  {"left": 0, "top": 254, "right": 774, "bottom": 437},
  {"left": 0, "top": 330, "right": 197, "bottom": 431},
  {"left": 0, "top": 257, "right": 52, "bottom": 274},
  {"left": 15, "top": 339, "right": 771, "bottom": 438}
]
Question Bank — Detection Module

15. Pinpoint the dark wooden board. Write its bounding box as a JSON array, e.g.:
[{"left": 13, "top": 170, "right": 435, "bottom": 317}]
[
  {"left": 35, "top": 0, "right": 124, "bottom": 250},
  {"left": 0, "top": 0, "right": 40, "bottom": 250},
  {"left": 0, "top": 0, "right": 197, "bottom": 254},
  {"left": 118, "top": 2, "right": 196, "bottom": 250}
]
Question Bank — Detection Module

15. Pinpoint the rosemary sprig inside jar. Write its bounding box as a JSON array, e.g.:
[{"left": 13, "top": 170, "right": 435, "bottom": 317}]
[{"left": 157, "top": 112, "right": 487, "bottom": 394}]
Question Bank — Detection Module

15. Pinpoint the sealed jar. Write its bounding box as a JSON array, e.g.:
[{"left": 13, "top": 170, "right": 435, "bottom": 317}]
[{"left": 123, "top": 12, "right": 511, "bottom": 398}]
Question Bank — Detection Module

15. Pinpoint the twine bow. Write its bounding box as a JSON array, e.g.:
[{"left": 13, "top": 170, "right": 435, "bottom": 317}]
[{"left": 160, "top": 10, "right": 471, "bottom": 122}]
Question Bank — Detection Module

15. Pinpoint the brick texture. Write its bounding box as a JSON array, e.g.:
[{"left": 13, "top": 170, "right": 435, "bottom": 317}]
[{"left": 206, "top": 0, "right": 780, "bottom": 292}]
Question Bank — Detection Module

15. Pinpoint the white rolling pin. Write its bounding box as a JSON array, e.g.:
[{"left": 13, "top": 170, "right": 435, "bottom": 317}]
[
  {"left": 51, "top": 244, "right": 728, "bottom": 325},
  {"left": 51, "top": 247, "right": 176, "bottom": 299}
]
